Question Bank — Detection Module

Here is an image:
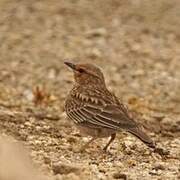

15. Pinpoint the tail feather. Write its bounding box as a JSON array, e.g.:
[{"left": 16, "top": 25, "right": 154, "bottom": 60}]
[{"left": 128, "top": 127, "right": 155, "bottom": 149}]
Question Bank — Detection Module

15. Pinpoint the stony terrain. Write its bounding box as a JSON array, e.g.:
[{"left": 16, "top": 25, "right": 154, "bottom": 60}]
[{"left": 0, "top": 0, "right": 180, "bottom": 179}]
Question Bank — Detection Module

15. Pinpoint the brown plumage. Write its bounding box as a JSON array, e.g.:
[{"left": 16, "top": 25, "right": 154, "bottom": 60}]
[{"left": 64, "top": 62, "right": 155, "bottom": 151}]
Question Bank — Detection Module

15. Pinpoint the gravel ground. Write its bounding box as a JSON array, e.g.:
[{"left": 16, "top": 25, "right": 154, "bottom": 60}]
[{"left": 0, "top": 0, "right": 180, "bottom": 179}]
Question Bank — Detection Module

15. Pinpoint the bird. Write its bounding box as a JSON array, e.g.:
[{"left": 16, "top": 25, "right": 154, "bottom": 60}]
[{"left": 64, "top": 61, "right": 155, "bottom": 152}]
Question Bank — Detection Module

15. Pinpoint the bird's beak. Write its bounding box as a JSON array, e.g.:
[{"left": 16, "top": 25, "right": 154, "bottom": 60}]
[{"left": 64, "top": 61, "right": 76, "bottom": 71}]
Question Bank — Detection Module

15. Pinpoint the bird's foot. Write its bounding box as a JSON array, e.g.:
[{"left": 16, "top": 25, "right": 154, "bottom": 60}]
[
  {"left": 101, "top": 147, "right": 113, "bottom": 156},
  {"left": 103, "top": 146, "right": 108, "bottom": 152}
]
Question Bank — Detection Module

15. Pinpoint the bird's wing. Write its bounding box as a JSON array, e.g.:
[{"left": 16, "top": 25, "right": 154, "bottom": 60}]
[
  {"left": 66, "top": 94, "right": 138, "bottom": 130},
  {"left": 83, "top": 103, "right": 137, "bottom": 129}
]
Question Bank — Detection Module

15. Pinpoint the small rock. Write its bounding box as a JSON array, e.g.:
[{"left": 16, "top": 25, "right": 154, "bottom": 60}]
[
  {"left": 24, "top": 121, "right": 32, "bottom": 127},
  {"left": 86, "top": 28, "right": 107, "bottom": 37},
  {"left": 48, "top": 68, "right": 56, "bottom": 79},
  {"left": 67, "top": 136, "right": 77, "bottom": 143},
  {"left": 44, "top": 156, "right": 51, "bottom": 164},
  {"left": 86, "top": 48, "right": 102, "bottom": 58},
  {"left": 62, "top": 173, "right": 80, "bottom": 180},
  {"left": 161, "top": 117, "right": 174, "bottom": 126},
  {"left": 34, "top": 140, "right": 42, "bottom": 145},
  {"left": 154, "top": 147, "right": 170, "bottom": 156},
  {"left": 127, "top": 159, "right": 136, "bottom": 167},
  {"left": 150, "top": 112, "right": 165, "bottom": 121},
  {"left": 52, "top": 162, "right": 81, "bottom": 175},
  {"left": 113, "top": 172, "right": 127, "bottom": 180},
  {"left": 23, "top": 89, "right": 34, "bottom": 101},
  {"left": 54, "top": 174, "right": 63, "bottom": 180},
  {"left": 153, "top": 163, "right": 165, "bottom": 171},
  {"left": 149, "top": 169, "right": 159, "bottom": 176},
  {"left": 124, "top": 138, "right": 133, "bottom": 147},
  {"left": 133, "top": 69, "right": 145, "bottom": 76},
  {"left": 125, "top": 149, "right": 133, "bottom": 155}
]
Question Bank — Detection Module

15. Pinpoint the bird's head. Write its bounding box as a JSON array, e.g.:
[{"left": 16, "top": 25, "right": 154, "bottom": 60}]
[{"left": 64, "top": 61, "right": 105, "bottom": 86}]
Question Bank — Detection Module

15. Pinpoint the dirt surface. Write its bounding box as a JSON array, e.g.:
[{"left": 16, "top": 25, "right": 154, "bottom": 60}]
[{"left": 0, "top": 0, "right": 180, "bottom": 179}]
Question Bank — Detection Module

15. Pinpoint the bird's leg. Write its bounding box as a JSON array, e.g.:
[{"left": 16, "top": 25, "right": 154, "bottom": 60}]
[
  {"left": 80, "top": 137, "right": 96, "bottom": 152},
  {"left": 103, "top": 133, "right": 116, "bottom": 152}
]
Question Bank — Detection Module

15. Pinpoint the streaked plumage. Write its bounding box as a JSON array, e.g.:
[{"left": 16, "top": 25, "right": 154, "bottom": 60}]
[{"left": 64, "top": 62, "right": 155, "bottom": 151}]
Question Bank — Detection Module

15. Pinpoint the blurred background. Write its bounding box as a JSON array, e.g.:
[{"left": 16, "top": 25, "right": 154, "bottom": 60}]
[{"left": 0, "top": 0, "right": 180, "bottom": 180}]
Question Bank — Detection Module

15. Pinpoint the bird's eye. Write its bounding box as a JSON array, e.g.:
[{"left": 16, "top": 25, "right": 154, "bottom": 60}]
[{"left": 78, "top": 68, "right": 85, "bottom": 73}]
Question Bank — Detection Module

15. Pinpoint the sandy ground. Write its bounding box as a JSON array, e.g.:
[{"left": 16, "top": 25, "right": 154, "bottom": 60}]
[{"left": 0, "top": 0, "right": 180, "bottom": 179}]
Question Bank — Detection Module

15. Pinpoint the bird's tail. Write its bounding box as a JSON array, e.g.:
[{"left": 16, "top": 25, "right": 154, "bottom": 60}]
[{"left": 128, "top": 127, "right": 155, "bottom": 149}]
